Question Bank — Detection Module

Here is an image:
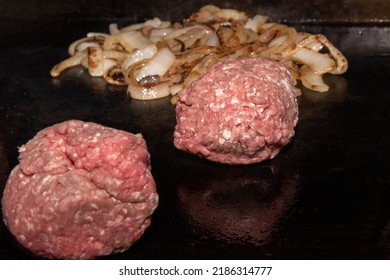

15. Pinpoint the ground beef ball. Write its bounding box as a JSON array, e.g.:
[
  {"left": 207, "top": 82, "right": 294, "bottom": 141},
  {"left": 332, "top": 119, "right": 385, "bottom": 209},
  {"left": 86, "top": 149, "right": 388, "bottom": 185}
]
[
  {"left": 174, "top": 58, "right": 299, "bottom": 165},
  {"left": 1, "top": 120, "right": 158, "bottom": 259}
]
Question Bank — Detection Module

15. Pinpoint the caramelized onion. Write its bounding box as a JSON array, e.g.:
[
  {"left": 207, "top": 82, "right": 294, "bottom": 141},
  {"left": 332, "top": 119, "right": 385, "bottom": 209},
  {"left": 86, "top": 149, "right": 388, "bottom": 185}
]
[
  {"left": 122, "top": 45, "right": 158, "bottom": 71},
  {"left": 50, "top": 4, "right": 348, "bottom": 100},
  {"left": 300, "top": 65, "right": 329, "bottom": 92},
  {"left": 128, "top": 79, "right": 171, "bottom": 100},
  {"left": 133, "top": 47, "right": 175, "bottom": 81},
  {"left": 103, "top": 31, "right": 152, "bottom": 52},
  {"left": 50, "top": 50, "right": 86, "bottom": 77},
  {"left": 291, "top": 48, "right": 335, "bottom": 74}
]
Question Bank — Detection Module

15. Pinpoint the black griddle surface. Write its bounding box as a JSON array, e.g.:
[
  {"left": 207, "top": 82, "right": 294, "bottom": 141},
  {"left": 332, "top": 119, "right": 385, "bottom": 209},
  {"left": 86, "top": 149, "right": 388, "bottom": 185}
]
[{"left": 0, "top": 19, "right": 389, "bottom": 260}]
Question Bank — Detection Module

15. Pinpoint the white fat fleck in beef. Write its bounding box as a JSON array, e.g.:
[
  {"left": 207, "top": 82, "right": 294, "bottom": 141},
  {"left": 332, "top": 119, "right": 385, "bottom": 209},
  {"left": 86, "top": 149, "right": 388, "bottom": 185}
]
[
  {"left": 1, "top": 120, "right": 158, "bottom": 259},
  {"left": 174, "top": 58, "right": 298, "bottom": 165}
]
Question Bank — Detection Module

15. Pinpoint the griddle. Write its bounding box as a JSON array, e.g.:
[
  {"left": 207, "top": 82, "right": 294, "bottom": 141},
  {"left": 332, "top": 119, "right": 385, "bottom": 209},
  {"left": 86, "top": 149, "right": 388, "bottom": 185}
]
[{"left": 0, "top": 1, "right": 389, "bottom": 260}]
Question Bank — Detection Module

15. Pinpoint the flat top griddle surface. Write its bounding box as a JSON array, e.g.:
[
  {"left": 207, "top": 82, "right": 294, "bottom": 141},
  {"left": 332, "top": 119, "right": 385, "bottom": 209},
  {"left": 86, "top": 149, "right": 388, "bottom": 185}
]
[{"left": 0, "top": 19, "right": 389, "bottom": 260}]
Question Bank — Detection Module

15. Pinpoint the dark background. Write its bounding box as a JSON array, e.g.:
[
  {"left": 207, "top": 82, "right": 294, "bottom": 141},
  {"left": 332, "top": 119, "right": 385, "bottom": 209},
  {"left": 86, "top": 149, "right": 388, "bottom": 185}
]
[
  {"left": 0, "top": 0, "right": 389, "bottom": 260},
  {"left": 1, "top": 0, "right": 390, "bottom": 23}
]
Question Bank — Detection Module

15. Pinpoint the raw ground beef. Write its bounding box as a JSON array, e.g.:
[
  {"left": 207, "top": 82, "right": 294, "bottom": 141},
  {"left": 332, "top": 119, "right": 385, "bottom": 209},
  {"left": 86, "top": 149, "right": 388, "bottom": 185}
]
[
  {"left": 174, "top": 58, "right": 299, "bottom": 165},
  {"left": 1, "top": 120, "right": 158, "bottom": 259}
]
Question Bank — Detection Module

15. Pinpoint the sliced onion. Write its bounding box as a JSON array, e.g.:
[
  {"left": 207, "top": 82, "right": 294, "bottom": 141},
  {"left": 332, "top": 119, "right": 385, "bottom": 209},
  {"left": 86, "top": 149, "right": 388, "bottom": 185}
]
[
  {"left": 296, "top": 32, "right": 323, "bottom": 51},
  {"left": 73, "top": 41, "right": 101, "bottom": 55},
  {"left": 102, "top": 50, "right": 129, "bottom": 61},
  {"left": 143, "top": 17, "right": 164, "bottom": 28},
  {"left": 169, "top": 84, "right": 183, "bottom": 96},
  {"left": 87, "top": 49, "right": 119, "bottom": 78},
  {"left": 50, "top": 50, "right": 86, "bottom": 77},
  {"left": 189, "top": 5, "right": 221, "bottom": 22},
  {"left": 52, "top": 5, "right": 348, "bottom": 97},
  {"left": 258, "top": 23, "right": 276, "bottom": 33},
  {"left": 244, "top": 15, "right": 269, "bottom": 32},
  {"left": 133, "top": 47, "right": 176, "bottom": 81},
  {"left": 163, "top": 25, "right": 212, "bottom": 43},
  {"left": 228, "top": 41, "right": 266, "bottom": 59},
  {"left": 86, "top": 32, "right": 109, "bottom": 38},
  {"left": 268, "top": 35, "right": 288, "bottom": 47},
  {"left": 167, "top": 46, "right": 216, "bottom": 77},
  {"left": 122, "top": 44, "right": 158, "bottom": 71},
  {"left": 128, "top": 80, "right": 171, "bottom": 100},
  {"left": 68, "top": 37, "right": 104, "bottom": 56},
  {"left": 81, "top": 53, "right": 88, "bottom": 68},
  {"left": 205, "top": 31, "right": 220, "bottom": 47},
  {"left": 258, "top": 23, "right": 290, "bottom": 44},
  {"left": 300, "top": 65, "right": 329, "bottom": 92},
  {"left": 182, "top": 53, "right": 220, "bottom": 87},
  {"left": 244, "top": 28, "right": 261, "bottom": 43},
  {"left": 314, "top": 34, "right": 348, "bottom": 74},
  {"left": 217, "top": 26, "right": 241, "bottom": 47},
  {"left": 104, "top": 66, "right": 126, "bottom": 85},
  {"left": 291, "top": 48, "right": 335, "bottom": 74},
  {"left": 103, "top": 31, "right": 152, "bottom": 52},
  {"left": 109, "top": 23, "right": 120, "bottom": 35},
  {"left": 167, "top": 26, "right": 214, "bottom": 53},
  {"left": 119, "top": 17, "right": 167, "bottom": 33},
  {"left": 102, "top": 59, "right": 117, "bottom": 74},
  {"left": 149, "top": 28, "right": 175, "bottom": 43},
  {"left": 260, "top": 27, "right": 297, "bottom": 60},
  {"left": 215, "top": 8, "right": 248, "bottom": 22},
  {"left": 87, "top": 47, "right": 104, "bottom": 76},
  {"left": 282, "top": 59, "right": 300, "bottom": 83}
]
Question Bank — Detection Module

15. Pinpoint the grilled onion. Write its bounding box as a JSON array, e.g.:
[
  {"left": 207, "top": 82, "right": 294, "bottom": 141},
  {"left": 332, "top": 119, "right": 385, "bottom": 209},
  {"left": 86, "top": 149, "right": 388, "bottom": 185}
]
[{"left": 50, "top": 4, "right": 348, "bottom": 100}]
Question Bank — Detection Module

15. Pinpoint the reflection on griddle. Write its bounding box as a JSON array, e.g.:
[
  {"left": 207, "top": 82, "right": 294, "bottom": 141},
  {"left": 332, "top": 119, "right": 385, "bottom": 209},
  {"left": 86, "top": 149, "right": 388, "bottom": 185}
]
[
  {"left": 177, "top": 164, "right": 299, "bottom": 246},
  {"left": 301, "top": 74, "right": 348, "bottom": 103},
  {"left": 51, "top": 66, "right": 125, "bottom": 95},
  {"left": 297, "top": 74, "right": 349, "bottom": 125}
]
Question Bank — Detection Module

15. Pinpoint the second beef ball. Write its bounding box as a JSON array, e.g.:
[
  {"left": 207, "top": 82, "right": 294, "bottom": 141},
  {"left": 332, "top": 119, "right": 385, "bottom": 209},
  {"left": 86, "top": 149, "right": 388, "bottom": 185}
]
[{"left": 174, "top": 58, "right": 299, "bottom": 165}]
